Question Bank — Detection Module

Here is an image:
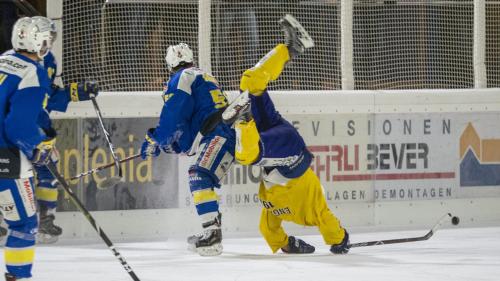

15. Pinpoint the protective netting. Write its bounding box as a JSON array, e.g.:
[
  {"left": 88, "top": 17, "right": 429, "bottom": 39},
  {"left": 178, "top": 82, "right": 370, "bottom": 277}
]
[
  {"left": 486, "top": 0, "right": 500, "bottom": 87},
  {"left": 61, "top": 0, "right": 497, "bottom": 91},
  {"left": 210, "top": 1, "right": 341, "bottom": 91},
  {"left": 353, "top": 0, "right": 474, "bottom": 89},
  {"left": 62, "top": 0, "right": 340, "bottom": 91},
  {"left": 62, "top": 0, "right": 198, "bottom": 91}
]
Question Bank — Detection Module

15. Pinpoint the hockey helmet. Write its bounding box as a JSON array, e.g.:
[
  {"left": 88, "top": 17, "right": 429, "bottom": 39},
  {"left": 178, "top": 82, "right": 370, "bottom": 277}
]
[
  {"left": 32, "top": 16, "right": 57, "bottom": 44},
  {"left": 11, "top": 17, "right": 54, "bottom": 59},
  {"left": 165, "top": 43, "right": 194, "bottom": 72}
]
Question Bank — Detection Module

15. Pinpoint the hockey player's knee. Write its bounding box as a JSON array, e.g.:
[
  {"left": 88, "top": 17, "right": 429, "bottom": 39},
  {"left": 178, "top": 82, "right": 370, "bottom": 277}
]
[
  {"left": 6, "top": 215, "right": 38, "bottom": 242},
  {"left": 235, "top": 120, "right": 260, "bottom": 165}
]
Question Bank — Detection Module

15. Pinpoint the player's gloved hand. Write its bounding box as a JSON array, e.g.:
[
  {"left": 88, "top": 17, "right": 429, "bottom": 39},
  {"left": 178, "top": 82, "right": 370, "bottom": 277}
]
[
  {"left": 141, "top": 128, "right": 161, "bottom": 159},
  {"left": 32, "top": 137, "right": 56, "bottom": 166},
  {"left": 69, "top": 81, "right": 99, "bottom": 101},
  {"left": 330, "top": 229, "right": 350, "bottom": 254}
]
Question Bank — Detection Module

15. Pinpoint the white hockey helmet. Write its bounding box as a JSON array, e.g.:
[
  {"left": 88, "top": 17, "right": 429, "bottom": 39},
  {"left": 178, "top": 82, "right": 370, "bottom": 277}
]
[
  {"left": 165, "top": 43, "right": 194, "bottom": 72},
  {"left": 32, "top": 16, "right": 57, "bottom": 44},
  {"left": 11, "top": 16, "right": 54, "bottom": 59}
]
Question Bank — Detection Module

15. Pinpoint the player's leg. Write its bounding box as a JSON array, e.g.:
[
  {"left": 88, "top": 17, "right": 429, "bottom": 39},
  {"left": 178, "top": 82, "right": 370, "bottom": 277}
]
[
  {"left": 34, "top": 165, "right": 62, "bottom": 244},
  {"left": 259, "top": 182, "right": 315, "bottom": 254},
  {"left": 187, "top": 125, "right": 235, "bottom": 256},
  {"left": 259, "top": 206, "right": 287, "bottom": 253},
  {"left": 299, "top": 168, "right": 350, "bottom": 254},
  {"left": 240, "top": 14, "right": 314, "bottom": 97},
  {"left": 0, "top": 178, "right": 38, "bottom": 280}
]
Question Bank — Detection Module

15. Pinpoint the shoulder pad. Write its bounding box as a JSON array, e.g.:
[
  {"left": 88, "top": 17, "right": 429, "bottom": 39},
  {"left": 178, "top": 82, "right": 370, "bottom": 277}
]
[
  {"left": 0, "top": 55, "right": 40, "bottom": 89},
  {"left": 177, "top": 67, "right": 204, "bottom": 95}
]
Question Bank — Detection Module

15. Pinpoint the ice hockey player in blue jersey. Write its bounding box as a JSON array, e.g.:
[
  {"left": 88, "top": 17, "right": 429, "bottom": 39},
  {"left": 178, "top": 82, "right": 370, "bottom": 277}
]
[
  {"left": 0, "top": 17, "right": 56, "bottom": 281},
  {"left": 222, "top": 14, "right": 350, "bottom": 255},
  {"left": 1, "top": 16, "right": 99, "bottom": 244},
  {"left": 141, "top": 43, "right": 235, "bottom": 256}
]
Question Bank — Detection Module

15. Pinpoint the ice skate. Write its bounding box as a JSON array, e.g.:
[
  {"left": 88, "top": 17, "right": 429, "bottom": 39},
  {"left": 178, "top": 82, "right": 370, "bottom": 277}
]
[
  {"left": 193, "top": 228, "right": 223, "bottom": 256},
  {"left": 37, "top": 213, "right": 62, "bottom": 244},
  {"left": 279, "top": 14, "right": 314, "bottom": 58},
  {"left": 222, "top": 91, "right": 252, "bottom": 125},
  {"left": 281, "top": 236, "right": 315, "bottom": 254},
  {"left": 188, "top": 213, "right": 223, "bottom": 256}
]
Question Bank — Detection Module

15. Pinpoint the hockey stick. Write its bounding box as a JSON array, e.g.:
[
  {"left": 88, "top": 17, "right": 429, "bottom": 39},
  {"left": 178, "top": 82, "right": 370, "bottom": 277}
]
[
  {"left": 68, "top": 153, "right": 141, "bottom": 189},
  {"left": 90, "top": 95, "right": 123, "bottom": 189},
  {"left": 45, "top": 161, "right": 141, "bottom": 281},
  {"left": 348, "top": 213, "right": 452, "bottom": 248}
]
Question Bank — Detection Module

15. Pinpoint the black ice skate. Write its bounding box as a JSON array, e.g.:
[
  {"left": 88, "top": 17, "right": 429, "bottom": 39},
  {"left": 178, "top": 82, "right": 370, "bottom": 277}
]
[
  {"left": 281, "top": 236, "right": 315, "bottom": 254},
  {"left": 194, "top": 228, "right": 223, "bottom": 256},
  {"left": 330, "top": 229, "right": 350, "bottom": 254},
  {"left": 222, "top": 91, "right": 252, "bottom": 125},
  {"left": 279, "top": 14, "right": 314, "bottom": 58},
  {"left": 187, "top": 213, "right": 223, "bottom": 256},
  {"left": 37, "top": 213, "right": 62, "bottom": 244}
]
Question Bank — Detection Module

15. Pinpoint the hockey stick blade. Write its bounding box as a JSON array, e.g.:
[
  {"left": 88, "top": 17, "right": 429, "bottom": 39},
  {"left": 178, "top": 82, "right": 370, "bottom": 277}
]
[
  {"left": 97, "top": 176, "right": 124, "bottom": 190},
  {"left": 348, "top": 213, "right": 452, "bottom": 248}
]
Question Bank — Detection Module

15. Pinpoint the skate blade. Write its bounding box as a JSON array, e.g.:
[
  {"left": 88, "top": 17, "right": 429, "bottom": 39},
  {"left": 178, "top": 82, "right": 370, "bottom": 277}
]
[
  {"left": 37, "top": 233, "right": 59, "bottom": 244},
  {"left": 196, "top": 243, "right": 223, "bottom": 256}
]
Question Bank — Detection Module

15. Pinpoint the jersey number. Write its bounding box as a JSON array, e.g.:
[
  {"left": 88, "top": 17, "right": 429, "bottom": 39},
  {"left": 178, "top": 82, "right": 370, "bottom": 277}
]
[{"left": 210, "top": 90, "right": 228, "bottom": 109}]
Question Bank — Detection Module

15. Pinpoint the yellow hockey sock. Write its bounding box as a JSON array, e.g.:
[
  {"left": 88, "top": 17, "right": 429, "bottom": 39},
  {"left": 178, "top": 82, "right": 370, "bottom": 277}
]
[{"left": 240, "top": 44, "right": 290, "bottom": 96}]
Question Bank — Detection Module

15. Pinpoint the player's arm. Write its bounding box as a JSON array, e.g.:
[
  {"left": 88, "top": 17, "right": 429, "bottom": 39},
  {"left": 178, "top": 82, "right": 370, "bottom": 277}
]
[
  {"left": 46, "top": 81, "right": 99, "bottom": 112},
  {"left": 141, "top": 89, "right": 194, "bottom": 158}
]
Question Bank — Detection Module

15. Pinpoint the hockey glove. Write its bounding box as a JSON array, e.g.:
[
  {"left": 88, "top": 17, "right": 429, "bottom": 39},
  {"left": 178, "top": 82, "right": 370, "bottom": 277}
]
[
  {"left": 69, "top": 81, "right": 99, "bottom": 102},
  {"left": 32, "top": 137, "right": 57, "bottom": 166},
  {"left": 141, "top": 128, "right": 161, "bottom": 159},
  {"left": 330, "top": 229, "right": 350, "bottom": 254}
]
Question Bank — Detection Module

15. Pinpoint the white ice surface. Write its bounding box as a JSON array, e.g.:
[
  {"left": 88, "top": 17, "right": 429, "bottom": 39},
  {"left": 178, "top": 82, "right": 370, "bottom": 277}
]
[{"left": 3, "top": 227, "right": 500, "bottom": 281}]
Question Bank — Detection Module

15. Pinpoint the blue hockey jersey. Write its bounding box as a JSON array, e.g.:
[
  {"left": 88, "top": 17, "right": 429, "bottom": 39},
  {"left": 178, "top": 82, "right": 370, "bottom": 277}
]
[
  {"left": 153, "top": 67, "right": 228, "bottom": 153},
  {"left": 0, "top": 52, "right": 50, "bottom": 159},
  {"left": 249, "top": 91, "right": 312, "bottom": 179},
  {"left": 2, "top": 50, "right": 71, "bottom": 129}
]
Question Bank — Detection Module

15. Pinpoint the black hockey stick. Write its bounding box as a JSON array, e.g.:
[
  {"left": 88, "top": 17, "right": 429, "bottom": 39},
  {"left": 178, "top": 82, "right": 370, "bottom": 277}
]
[
  {"left": 348, "top": 213, "right": 452, "bottom": 248},
  {"left": 68, "top": 153, "right": 141, "bottom": 186},
  {"left": 90, "top": 95, "right": 123, "bottom": 189},
  {"left": 45, "top": 161, "right": 141, "bottom": 281}
]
